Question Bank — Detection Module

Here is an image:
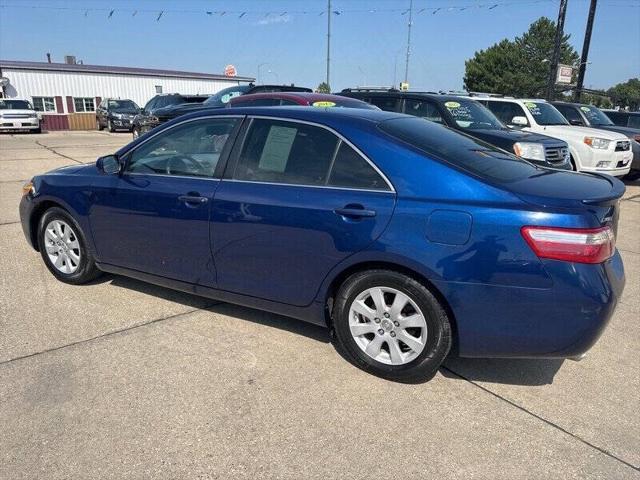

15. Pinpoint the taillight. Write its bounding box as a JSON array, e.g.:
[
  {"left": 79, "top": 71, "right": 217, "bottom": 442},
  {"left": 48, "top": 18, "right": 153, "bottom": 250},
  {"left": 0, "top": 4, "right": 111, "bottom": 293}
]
[{"left": 521, "top": 226, "right": 615, "bottom": 264}]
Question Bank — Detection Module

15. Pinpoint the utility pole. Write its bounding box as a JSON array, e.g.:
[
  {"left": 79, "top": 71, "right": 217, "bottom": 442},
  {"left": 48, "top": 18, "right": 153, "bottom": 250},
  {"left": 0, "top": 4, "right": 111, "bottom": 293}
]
[
  {"left": 574, "top": 0, "right": 597, "bottom": 102},
  {"left": 546, "top": 0, "right": 568, "bottom": 100},
  {"left": 326, "top": 0, "right": 331, "bottom": 89},
  {"left": 404, "top": 0, "right": 413, "bottom": 85}
]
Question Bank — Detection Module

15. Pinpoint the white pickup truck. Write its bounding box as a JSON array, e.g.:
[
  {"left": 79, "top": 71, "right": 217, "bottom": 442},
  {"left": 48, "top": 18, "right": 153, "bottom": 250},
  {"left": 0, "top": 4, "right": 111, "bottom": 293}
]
[
  {"left": 0, "top": 98, "right": 41, "bottom": 133},
  {"left": 477, "top": 97, "right": 632, "bottom": 177}
]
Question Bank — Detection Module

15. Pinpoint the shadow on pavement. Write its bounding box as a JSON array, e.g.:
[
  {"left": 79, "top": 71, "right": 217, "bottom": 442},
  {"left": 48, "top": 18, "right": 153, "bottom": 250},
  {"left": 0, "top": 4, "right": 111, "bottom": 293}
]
[
  {"left": 93, "top": 273, "right": 331, "bottom": 344},
  {"left": 441, "top": 357, "right": 565, "bottom": 386}
]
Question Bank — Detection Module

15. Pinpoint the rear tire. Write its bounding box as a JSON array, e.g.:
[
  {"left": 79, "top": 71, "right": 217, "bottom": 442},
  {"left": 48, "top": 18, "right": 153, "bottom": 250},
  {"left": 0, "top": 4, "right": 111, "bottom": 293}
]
[
  {"left": 107, "top": 120, "right": 115, "bottom": 133},
  {"left": 96, "top": 119, "right": 104, "bottom": 131},
  {"left": 37, "top": 207, "right": 102, "bottom": 285},
  {"left": 132, "top": 127, "right": 140, "bottom": 140},
  {"left": 332, "top": 269, "right": 451, "bottom": 383}
]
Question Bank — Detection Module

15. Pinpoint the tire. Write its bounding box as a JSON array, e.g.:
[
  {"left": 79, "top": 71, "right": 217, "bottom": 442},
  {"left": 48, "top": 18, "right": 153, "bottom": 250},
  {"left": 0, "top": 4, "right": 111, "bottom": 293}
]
[
  {"left": 570, "top": 155, "right": 578, "bottom": 171},
  {"left": 37, "top": 207, "right": 102, "bottom": 285},
  {"left": 332, "top": 269, "right": 451, "bottom": 383},
  {"left": 96, "top": 119, "right": 104, "bottom": 131},
  {"left": 132, "top": 127, "right": 140, "bottom": 140},
  {"left": 107, "top": 120, "right": 115, "bottom": 133},
  {"left": 32, "top": 127, "right": 42, "bottom": 134}
]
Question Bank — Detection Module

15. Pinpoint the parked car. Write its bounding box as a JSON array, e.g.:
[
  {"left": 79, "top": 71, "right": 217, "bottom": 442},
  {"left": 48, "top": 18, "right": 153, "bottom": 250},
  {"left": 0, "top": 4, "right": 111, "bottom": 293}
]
[
  {"left": 19, "top": 107, "right": 625, "bottom": 382},
  {"left": 477, "top": 97, "right": 632, "bottom": 177},
  {"left": 602, "top": 109, "right": 640, "bottom": 129},
  {"left": 96, "top": 98, "right": 140, "bottom": 132},
  {"left": 339, "top": 89, "right": 571, "bottom": 169},
  {"left": 0, "top": 98, "right": 41, "bottom": 133},
  {"left": 132, "top": 85, "right": 314, "bottom": 139},
  {"left": 228, "top": 91, "right": 379, "bottom": 109},
  {"left": 132, "top": 93, "right": 209, "bottom": 139},
  {"left": 552, "top": 102, "right": 640, "bottom": 175}
]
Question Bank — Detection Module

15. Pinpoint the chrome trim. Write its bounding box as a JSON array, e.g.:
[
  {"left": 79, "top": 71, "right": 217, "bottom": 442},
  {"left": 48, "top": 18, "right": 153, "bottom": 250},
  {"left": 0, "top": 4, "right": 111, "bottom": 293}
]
[
  {"left": 124, "top": 172, "right": 221, "bottom": 182},
  {"left": 119, "top": 113, "right": 396, "bottom": 193}
]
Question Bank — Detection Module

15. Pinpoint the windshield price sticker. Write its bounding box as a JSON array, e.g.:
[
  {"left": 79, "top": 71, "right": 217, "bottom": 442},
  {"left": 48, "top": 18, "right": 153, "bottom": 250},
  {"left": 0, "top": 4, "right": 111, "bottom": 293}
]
[
  {"left": 580, "top": 106, "right": 591, "bottom": 112},
  {"left": 312, "top": 101, "right": 336, "bottom": 108},
  {"left": 444, "top": 101, "right": 461, "bottom": 109},
  {"left": 525, "top": 102, "right": 542, "bottom": 115}
]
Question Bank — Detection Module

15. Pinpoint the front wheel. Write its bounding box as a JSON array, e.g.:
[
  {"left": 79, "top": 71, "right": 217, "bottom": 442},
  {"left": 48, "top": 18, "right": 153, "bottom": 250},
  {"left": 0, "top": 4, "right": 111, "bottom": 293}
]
[
  {"left": 37, "top": 207, "right": 102, "bottom": 284},
  {"left": 96, "top": 119, "right": 104, "bottom": 131},
  {"left": 132, "top": 127, "right": 140, "bottom": 140},
  {"left": 332, "top": 269, "right": 451, "bottom": 383},
  {"left": 107, "top": 120, "right": 115, "bottom": 133}
]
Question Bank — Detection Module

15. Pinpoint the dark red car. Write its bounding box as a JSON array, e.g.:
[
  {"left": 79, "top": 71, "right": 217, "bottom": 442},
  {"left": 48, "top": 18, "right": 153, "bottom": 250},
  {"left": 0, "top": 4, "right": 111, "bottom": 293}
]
[{"left": 228, "top": 92, "right": 379, "bottom": 110}]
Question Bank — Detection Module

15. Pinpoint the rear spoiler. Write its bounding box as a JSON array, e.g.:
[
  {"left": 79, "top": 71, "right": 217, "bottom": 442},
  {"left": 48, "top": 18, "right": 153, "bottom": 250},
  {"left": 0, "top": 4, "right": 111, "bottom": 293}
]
[{"left": 581, "top": 172, "right": 626, "bottom": 206}]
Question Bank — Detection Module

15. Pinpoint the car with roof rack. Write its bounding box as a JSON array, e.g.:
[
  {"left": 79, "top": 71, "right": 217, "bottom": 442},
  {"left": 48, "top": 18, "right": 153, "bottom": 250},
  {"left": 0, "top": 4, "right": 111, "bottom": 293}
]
[
  {"left": 132, "top": 93, "right": 209, "bottom": 139},
  {"left": 475, "top": 97, "right": 632, "bottom": 177},
  {"left": 551, "top": 101, "right": 640, "bottom": 175},
  {"left": 338, "top": 89, "right": 571, "bottom": 169}
]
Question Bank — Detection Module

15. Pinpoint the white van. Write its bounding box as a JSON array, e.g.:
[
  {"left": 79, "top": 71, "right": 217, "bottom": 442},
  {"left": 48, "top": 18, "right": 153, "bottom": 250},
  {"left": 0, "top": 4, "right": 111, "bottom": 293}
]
[{"left": 477, "top": 97, "right": 632, "bottom": 177}]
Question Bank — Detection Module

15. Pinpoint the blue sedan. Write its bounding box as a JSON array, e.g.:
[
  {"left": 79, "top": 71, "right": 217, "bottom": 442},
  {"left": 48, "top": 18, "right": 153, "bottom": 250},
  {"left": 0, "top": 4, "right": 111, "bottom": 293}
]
[{"left": 19, "top": 107, "right": 625, "bottom": 382}]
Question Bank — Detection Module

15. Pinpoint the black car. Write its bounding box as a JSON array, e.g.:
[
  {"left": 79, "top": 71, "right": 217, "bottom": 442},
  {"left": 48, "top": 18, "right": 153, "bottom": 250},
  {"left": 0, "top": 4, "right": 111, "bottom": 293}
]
[
  {"left": 132, "top": 93, "right": 209, "bottom": 139},
  {"left": 96, "top": 99, "right": 140, "bottom": 132},
  {"left": 132, "top": 84, "right": 313, "bottom": 139},
  {"left": 338, "top": 89, "right": 571, "bottom": 169},
  {"left": 552, "top": 102, "right": 640, "bottom": 174},
  {"left": 602, "top": 109, "right": 640, "bottom": 129}
]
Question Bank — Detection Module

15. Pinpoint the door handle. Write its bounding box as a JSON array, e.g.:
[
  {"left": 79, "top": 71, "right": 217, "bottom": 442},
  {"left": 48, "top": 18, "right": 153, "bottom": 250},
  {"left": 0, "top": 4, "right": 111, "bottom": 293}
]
[
  {"left": 178, "top": 194, "right": 208, "bottom": 205},
  {"left": 334, "top": 207, "right": 376, "bottom": 219}
]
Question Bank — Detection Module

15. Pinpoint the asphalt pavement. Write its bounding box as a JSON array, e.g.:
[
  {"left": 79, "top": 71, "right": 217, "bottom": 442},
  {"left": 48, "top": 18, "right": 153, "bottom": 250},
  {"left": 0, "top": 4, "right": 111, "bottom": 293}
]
[{"left": 1, "top": 130, "right": 638, "bottom": 479}]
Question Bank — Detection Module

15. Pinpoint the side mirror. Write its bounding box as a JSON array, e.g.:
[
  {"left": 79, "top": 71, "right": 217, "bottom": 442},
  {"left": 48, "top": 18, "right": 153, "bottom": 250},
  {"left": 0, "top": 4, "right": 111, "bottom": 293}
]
[
  {"left": 96, "top": 155, "right": 121, "bottom": 175},
  {"left": 569, "top": 119, "right": 584, "bottom": 126},
  {"left": 511, "top": 116, "right": 528, "bottom": 127}
]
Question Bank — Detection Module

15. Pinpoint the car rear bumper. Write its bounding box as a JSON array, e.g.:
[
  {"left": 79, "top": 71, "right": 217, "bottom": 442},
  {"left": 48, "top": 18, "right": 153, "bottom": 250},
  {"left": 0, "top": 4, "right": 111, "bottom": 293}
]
[{"left": 435, "top": 251, "right": 625, "bottom": 358}]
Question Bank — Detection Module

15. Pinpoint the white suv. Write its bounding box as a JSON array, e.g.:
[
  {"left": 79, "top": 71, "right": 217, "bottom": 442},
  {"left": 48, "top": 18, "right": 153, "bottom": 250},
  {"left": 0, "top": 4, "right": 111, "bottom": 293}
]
[
  {"left": 0, "top": 98, "right": 41, "bottom": 133},
  {"left": 478, "top": 97, "right": 632, "bottom": 177}
]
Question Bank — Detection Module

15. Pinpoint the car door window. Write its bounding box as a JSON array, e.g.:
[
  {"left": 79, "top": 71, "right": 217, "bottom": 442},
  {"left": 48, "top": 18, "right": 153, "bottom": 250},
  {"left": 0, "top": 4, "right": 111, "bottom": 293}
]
[
  {"left": 368, "top": 96, "right": 401, "bottom": 112},
  {"left": 144, "top": 98, "right": 157, "bottom": 112},
  {"left": 327, "top": 142, "right": 390, "bottom": 190},
  {"left": 233, "top": 119, "right": 338, "bottom": 186},
  {"left": 126, "top": 118, "right": 238, "bottom": 177},
  {"left": 555, "top": 105, "right": 583, "bottom": 125},
  {"left": 487, "top": 101, "right": 529, "bottom": 126},
  {"left": 404, "top": 99, "right": 444, "bottom": 124}
]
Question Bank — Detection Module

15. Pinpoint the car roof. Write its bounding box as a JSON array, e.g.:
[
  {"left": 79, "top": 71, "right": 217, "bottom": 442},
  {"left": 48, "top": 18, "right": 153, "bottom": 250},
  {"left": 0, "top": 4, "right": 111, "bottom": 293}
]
[
  {"left": 341, "top": 90, "right": 484, "bottom": 103},
  {"left": 176, "top": 105, "right": 404, "bottom": 127},
  {"left": 550, "top": 101, "right": 593, "bottom": 107},
  {"left": 231, "top": 92, "right": 369, "bottom": 105}
]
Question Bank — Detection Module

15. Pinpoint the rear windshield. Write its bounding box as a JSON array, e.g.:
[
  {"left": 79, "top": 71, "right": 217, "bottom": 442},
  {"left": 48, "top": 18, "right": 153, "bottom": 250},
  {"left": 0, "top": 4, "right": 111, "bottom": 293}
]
[
  {"left": 0, "top": 100, "right": 32, "bottom": 110},
  {"left": 203, "top": 85, "right": 252, "bottom": 107},
  {"left": 379, "top": 117, "right": 538, "bottom": 183}
]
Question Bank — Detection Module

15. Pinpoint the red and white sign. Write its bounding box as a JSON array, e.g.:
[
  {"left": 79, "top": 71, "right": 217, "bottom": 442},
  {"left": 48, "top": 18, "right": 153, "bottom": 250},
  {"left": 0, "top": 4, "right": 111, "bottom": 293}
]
[
  {"left": 556, "top": 64, "right": 574, "bottom": 85},
  {"left": 224, "top": 65, "right": 237, "bottom": 77}
]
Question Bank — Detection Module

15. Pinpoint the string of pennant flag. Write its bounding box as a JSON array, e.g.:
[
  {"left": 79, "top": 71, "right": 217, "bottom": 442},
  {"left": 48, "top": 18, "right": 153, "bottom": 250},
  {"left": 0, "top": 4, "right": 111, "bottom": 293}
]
[{"left": 0, "top": 1, "right": 558, "bottom": 21}]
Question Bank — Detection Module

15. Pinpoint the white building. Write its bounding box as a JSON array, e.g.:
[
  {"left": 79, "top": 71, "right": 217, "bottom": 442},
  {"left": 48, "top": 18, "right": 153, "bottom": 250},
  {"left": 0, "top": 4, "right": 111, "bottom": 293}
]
[{"left": 0, "top": 59, "right": 253, "bottom": 130}]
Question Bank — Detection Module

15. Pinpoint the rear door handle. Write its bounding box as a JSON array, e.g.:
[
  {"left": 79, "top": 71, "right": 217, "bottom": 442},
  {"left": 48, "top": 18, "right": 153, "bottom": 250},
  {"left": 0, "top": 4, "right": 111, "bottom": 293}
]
[
  {"left": 334, "top": 208, "right": 376, "bottom": 218},
  {"left": 178, "top": 195, "right": 208, "bottom": 205}
]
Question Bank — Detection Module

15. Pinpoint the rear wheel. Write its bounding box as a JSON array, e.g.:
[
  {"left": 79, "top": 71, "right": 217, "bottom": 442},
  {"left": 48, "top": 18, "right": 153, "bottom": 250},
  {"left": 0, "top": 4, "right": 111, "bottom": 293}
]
[
  {"left": 37, "top": 207, "right": 102, "bottom": 284},
  {"left": 96, "top": 118, "right": 103, "bottom": 131},
  {"left": 332, "top": 269, "right": 451, "bottom": 383},
  {"left": 132, "top": 127, "right": 140, "bottom": 140},
  {"left": 107, "top": 120, "right": 115, "bottom": 133}
]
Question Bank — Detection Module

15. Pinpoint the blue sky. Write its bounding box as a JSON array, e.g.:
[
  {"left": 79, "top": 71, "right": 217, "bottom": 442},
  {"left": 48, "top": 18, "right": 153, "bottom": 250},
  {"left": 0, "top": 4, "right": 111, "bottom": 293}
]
[{"left": 0, "top": 0, "right": 638, "bottom": 92}]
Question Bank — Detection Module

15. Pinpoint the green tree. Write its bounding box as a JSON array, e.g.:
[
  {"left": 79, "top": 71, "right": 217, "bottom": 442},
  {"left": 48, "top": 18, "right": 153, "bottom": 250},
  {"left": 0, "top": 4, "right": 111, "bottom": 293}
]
[
  {"left": 607, "top": 78, "right": 640, "bottom": 110},
  {"left": 316, "top": 82, "right": 331, "bottom": 93},
  {"left": 464, "top": 17, "right": 579, "bottom": 98}
]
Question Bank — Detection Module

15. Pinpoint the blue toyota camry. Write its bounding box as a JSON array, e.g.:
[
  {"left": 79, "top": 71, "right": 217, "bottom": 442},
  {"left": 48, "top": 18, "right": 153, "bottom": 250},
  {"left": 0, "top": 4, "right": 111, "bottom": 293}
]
[{"left": 19, "top": 107, "right": 625, "bottom": 382}]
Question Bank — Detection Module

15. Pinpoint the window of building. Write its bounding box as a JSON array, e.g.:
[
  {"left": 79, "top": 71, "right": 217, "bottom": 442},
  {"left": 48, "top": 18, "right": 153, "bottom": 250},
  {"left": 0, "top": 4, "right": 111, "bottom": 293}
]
[
  {"left": 32, "top": 97, "right": 56, "bottom": 112},
  {"left": 155, "top": 85, "right": 163, "bottom": 94},
  {"left": 74, "top": 97, "right": 96, "bottom": 112}
]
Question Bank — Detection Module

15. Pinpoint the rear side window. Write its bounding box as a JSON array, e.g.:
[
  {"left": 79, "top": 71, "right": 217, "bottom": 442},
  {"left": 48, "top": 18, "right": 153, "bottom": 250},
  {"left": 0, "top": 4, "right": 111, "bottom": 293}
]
[
  {"left": 486, "top": 101, "right": 528, "bottom": 126},
  {"left": 368, "top": 96, "right": 401, "bottom": 112},
  {"left": 555, "top": 105, "right": 583, "bottom": 125},
  {"left": 328, "top": 143, "right": 390, "bottom": 190},
  {"left": 234, "top": 119, "right": 338, "bottom": 186},
  {"left": 379, "top": 117, "right": 537, "bottom": 183},
  {"left": 404, "top": 99, "right": 444, "bottom": 124},
  {"left": 235, "top": 98, "right": 282, "bottom": 107}
]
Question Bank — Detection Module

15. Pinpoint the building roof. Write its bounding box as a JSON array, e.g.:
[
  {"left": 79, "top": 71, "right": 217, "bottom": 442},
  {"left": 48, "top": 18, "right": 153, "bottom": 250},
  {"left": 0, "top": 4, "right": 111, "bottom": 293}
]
[{"left": 0, "top": 59, "right": 255, "bottom": 83}]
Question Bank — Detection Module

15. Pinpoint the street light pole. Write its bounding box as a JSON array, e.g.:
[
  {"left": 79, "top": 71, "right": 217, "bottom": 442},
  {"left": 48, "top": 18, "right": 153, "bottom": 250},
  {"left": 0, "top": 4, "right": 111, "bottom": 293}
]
[
  {"left": 257, "top": 63, "right": 268, "bottom": 84},
  {"left": 574, "top": 0, "right": 598, "bottom": 102},
  {"left": 546, "top": 0, "right": 568, "bottom": 100},
  {"left": 326, "top": 0, "right": 331, "bottom": 89},
  {"left": 404, "top": 0, "right": 413, "bottom": 84}
]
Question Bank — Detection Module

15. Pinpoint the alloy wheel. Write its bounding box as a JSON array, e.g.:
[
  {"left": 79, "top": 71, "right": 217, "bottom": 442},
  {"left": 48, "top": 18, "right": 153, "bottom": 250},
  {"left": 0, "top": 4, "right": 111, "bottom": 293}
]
[
  {"left": 348, "top": 286, "right": 428, "bottom": 365},
  {"left": 44, "top": 219, "right": 81, "bottom": 274}
]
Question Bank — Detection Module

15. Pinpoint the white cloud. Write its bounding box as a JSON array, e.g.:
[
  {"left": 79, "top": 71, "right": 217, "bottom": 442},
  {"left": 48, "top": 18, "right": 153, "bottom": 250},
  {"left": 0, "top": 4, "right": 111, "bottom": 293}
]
[{"left": 255, "top": 14, "right": 292, "bottom": 26}]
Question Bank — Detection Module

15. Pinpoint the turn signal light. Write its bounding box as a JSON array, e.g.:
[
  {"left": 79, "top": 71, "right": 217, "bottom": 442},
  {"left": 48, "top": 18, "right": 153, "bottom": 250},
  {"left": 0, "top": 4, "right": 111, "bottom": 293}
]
[
  {"left": 521, "top": 226, "right": 615, "bottom": 264},
  {"left": 22, "top": 181, "right": 35, "bottom": 196}
]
